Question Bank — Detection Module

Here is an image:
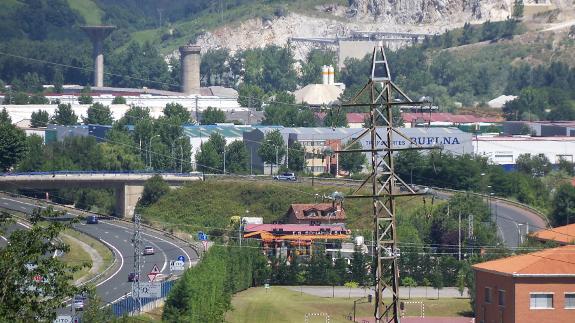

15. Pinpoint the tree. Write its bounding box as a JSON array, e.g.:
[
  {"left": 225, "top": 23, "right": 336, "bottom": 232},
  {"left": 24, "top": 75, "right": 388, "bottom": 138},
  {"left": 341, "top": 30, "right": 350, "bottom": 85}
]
[
  {"left": 78, "top": 86, "right": 93, "bottom": 104},
  {"left": 344, "top": 281, "right": 359, "bottom": 299},
  {"left": 163, "top": 103, "right": 191, "bottom": 124},
  {"left": 201, "top": 49, "right": 232, "bottom": 86},
  {"left": 28, "top": 94, "right": 49, "bottom": 104},
  {"left": 432, "top": 266, "right": 444, "bottom": 299},
  {"left": 17, "top": 135, "right": 44, "bottom": 172},
  {"left": 299, "top": 49, "right": 337, "bottom": 85},
  {"left": 349, "top": 245, "right": 368, "bottom": 287},
  {"left": 112, "top": 96, "right": 126, "bottom": 104},
  {"left": 225, "top": 141, "right": 249, "bottom": 174},
  {"left": 196, "top": 141, "right": 220, "bottom": 173},
  {"left": 0, "top": 109, "right": 10, "bottom": 125},
  {"left": 201, "top": 107, "right": 226, "bottom": 125},
  {"left": 0, "top": 122, "right": 27, "bottom": 171},
  {"left": 323, "top": 109, "right": 348, "bottom": 128},
  {"left": 513, "top": 0, "right": 524, "bottom": 18},
  {"left": 238, "top": 84, "right": 266, "bottom": 110},
  {"left": 139, "top": 175, "right": 170, "bottom": 207},
  {"left": 551, "top": 184, "right": 575, "bottom": 226},
  {"left": 0, "top": 207, "right": 86, "bottom": 321},
  {"left": 516, "top": 153, "right": 552, "bottom": 177},
  {"left": 339, "top": 141, "right": 366, "bottom": 174},
  {"left": 422, "top": 277, "right": 431, "bottom": 298},
  {"left": 51, "top": 103, "right": 78, "bottom": 125},
  {"left": 401, "top": 277, "right": 417, "bottom": 299},
  {"left": 288, "top": 141, "right": 305, "bottom": 172},
  {"left": 84, "top": 103, "right": 113, "bottom": 125},
  {"left": 258, "top": 130, "right": 286, "bottom": 174},
  {"left": 30, "top": 109, "right": 49, "bottom": 127}
]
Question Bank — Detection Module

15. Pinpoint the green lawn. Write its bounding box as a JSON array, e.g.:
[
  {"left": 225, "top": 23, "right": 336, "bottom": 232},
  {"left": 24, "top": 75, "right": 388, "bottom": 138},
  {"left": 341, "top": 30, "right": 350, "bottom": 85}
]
[
  {"left": 62, "top": 228, "right": 113, "bottom": 282},
  {"left": 225, "top": 287, "right": 472, "bottom": 323}
]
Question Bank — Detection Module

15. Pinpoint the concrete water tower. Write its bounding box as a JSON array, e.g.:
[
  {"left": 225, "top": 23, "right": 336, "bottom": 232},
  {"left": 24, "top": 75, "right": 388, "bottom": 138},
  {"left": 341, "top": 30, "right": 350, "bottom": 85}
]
[
  {"left": 81, "top": 25, "right": 116, "bottom": 87},
  {"left": 179, "top": 45, "right": 201, "bottom": 95}
]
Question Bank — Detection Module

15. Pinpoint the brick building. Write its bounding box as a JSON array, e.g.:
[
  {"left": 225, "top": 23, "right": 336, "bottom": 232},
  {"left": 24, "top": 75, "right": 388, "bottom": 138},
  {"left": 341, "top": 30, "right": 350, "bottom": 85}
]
[{"left": 473, "top": 245, "right": 575, "bottom": 323}]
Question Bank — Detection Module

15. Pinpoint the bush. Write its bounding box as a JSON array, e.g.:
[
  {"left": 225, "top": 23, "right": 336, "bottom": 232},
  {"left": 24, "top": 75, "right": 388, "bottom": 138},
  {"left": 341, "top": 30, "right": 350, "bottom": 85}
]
[{"left": 139, "top": 175, "right": 170, "bottom": 207}]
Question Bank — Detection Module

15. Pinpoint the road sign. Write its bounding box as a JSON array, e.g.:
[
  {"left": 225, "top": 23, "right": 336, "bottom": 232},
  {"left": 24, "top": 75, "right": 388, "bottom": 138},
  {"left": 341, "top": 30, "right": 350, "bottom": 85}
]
[
  {"left": 265, "top": 283, "right": 270, "bottom": 289},
  {"left": 151, "top": 264, "right": 160, "bottom": 274},
  {"left": 147, "top": 273, "right": 157, "bottom": 282},
  {"left": 139, "top": 282, "right": 161, "bottom": 298},
  {"left": 53, "top": 315, "right": 73, "bottom": 323},
  {"left": 198, "top": 231, "right": 208, "bottom": 241},
  {"left": 170, "top": 260, "right": 185, "bottom": 271},
  {"left": 177, "top": 255, "right": 185, "bottom": 262}
]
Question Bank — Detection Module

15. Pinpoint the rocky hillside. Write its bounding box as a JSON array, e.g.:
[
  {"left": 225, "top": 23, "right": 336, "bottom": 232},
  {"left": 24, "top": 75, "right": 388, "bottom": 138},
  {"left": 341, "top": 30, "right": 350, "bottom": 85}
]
[{"left": 348, "top": 0, "right": 513, "bottom": 24}]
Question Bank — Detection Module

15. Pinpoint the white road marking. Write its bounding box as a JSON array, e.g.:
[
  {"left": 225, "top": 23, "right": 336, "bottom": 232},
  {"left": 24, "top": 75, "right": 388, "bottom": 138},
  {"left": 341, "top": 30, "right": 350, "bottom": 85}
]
[
  {"left": 95, "top": 238, "right": 124, "bottom": 287},
  {"left": 0, "top": 235, "right": 7, "bottom": 241},
  {"left": 104, "top": 221, "right": 193, "bottom": 269}
]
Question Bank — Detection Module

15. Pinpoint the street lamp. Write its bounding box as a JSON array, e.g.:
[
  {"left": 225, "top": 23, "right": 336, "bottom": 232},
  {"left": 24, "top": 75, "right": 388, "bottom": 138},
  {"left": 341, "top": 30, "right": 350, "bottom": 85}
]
[
  {"left": 266, "top": 139, "right": 279, "bottom": 175},
  {"left": 149, "top": 134, "right": 160, "bottom": 168},
  {"left": 175, "top": 135, "right": 188, "bottom": 173}
]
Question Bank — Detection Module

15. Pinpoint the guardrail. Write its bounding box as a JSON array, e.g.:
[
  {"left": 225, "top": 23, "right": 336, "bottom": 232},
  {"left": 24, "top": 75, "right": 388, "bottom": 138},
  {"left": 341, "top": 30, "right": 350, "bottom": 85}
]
[{"left": 1, "top": 171, "right": 203, "bottom": 177}]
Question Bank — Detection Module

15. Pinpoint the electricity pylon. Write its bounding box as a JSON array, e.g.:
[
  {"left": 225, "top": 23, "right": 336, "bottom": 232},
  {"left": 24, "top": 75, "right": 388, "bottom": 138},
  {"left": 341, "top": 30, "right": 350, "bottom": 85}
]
[{"left": 336, "top": 44, "right": 433, "bottom": 323}]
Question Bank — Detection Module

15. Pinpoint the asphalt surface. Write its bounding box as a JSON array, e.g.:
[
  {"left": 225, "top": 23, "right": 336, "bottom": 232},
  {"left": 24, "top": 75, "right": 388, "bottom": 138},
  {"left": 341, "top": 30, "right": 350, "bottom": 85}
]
[{"left": 0, "top": 195, "right": 199, "bottom": 316}]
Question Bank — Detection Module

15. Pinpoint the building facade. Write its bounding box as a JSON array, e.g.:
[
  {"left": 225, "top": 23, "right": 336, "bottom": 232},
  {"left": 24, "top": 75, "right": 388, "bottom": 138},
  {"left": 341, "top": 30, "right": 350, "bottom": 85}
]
[
  {"left": 285, "top": 203, "right": 346, "bottom": 225},
  {"left": 473, "top": 245, "right": 575, "bottom": 323}
]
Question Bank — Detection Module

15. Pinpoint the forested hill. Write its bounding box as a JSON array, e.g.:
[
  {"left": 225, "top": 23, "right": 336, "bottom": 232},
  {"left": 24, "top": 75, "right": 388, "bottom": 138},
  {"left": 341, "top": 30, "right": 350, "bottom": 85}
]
[{"left": 0, "top": 0, "right": 257, "bottom": 42}]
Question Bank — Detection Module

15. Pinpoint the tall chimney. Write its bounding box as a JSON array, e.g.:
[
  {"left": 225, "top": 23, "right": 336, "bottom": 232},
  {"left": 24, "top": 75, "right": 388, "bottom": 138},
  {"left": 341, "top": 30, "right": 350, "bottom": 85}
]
[
  {"left": 321, "top": 65, "right": 329, "bottom": 85},
  {"left": 328, "top": 65, "right": 335, "bottom": 85},
  {"left": 81, "top": 25, "right": 116, "bottom": 87},
  {"left": 179, "top": 45, "right": 201, "bottom": 95}
]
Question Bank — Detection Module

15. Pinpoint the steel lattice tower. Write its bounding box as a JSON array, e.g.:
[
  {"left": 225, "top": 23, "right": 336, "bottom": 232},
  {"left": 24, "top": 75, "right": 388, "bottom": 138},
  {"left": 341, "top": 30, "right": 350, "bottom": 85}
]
[
  {"left": 132, "top": 212, "right": 143, "bottom": 313},
  {"left": 337, "top": 45, "right": 432, "bottom": 323}
]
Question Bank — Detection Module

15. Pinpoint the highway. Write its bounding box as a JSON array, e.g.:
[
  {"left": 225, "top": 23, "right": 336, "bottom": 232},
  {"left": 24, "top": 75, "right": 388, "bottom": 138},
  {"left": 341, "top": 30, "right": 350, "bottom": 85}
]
[{"left": 0, "top": 195, "right": 199, "bottom": 315}]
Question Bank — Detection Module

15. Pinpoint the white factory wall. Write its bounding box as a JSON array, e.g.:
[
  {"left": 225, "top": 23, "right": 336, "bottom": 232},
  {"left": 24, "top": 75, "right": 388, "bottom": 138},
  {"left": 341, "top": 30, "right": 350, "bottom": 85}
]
[
  {"left": 1, "top": 95, "right": 242, "bottom": 124},
  {"left": 474, "top": 137, "right": 575, "bottom": 164}
]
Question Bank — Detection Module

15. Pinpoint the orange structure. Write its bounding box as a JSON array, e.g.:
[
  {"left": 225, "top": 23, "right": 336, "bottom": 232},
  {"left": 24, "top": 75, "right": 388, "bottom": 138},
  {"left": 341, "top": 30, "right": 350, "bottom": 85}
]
[
  {"left": 243, "top": 224, "right": 350, "bottom": 258},
  {"left": 473, "top": 245, "right": 575, "bottom": 323},
  {"left": 530, "top": 223, "right": 575, "bottom": 245}
]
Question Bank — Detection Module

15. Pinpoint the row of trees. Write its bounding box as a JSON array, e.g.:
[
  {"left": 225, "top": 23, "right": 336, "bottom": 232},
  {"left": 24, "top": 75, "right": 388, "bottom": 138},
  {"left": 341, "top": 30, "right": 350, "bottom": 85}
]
[{"left": 163, "top": 242, "right": 269, "bottom": 322}]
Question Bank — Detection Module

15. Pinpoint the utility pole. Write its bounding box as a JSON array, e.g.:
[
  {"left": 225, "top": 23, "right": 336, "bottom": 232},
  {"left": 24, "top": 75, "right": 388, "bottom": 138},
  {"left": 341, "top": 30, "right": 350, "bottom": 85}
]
[
  {"left": 336, "top": 44, "right": 433, "bottom": 323},
  {"left": 223, "top": 147, "right": 226, "bottom": 174},
  {"left": 132, "top": 212, "right": 142, "bottom": 313},
  {"left": 458, "top": 210, "right": 461, "bottom": 261}
]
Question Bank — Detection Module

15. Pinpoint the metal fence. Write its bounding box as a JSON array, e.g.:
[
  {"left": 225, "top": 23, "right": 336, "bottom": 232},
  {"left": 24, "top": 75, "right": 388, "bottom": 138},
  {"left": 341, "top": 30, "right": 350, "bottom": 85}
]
[{"left": 111, "top": 280, "right": 176, "bottom": 317}]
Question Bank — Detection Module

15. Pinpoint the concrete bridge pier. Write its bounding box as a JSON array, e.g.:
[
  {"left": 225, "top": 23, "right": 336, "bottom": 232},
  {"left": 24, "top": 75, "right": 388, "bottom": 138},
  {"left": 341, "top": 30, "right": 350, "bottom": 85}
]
[{"left": 115, "top": 184, "right": 144, "bottom": 218}]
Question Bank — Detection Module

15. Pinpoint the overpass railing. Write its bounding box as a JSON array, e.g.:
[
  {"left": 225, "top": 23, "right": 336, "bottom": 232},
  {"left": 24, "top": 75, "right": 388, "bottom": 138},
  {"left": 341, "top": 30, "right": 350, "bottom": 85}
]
[{"left": 1, "top": 170, "right": 203, "bottom": 177}]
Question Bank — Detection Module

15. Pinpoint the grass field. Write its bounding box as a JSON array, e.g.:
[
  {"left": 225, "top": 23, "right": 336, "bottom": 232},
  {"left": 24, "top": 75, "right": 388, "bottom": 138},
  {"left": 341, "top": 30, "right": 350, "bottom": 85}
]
[
  {"left": 225, "top": 287, "right": 472, "bottom": 323},
  {"left": 61, "top": 228, "right": 113, "bottom": 282}
]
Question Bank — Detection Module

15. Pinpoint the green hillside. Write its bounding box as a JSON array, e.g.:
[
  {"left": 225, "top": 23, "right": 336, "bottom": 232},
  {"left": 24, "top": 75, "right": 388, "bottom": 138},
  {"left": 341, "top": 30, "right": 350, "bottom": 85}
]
[{"left": 67, "top": 0, "right": 103, "bottom": 25}]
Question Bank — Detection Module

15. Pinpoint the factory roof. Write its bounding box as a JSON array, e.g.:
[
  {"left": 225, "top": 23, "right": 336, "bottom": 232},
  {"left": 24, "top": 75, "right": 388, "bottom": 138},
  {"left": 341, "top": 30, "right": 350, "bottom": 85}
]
[
  {"left": 315, "top": 112, "right": 368, "bottom": 125},
  {"left": 182, "top": 124, "right": 257, "bottom": 138},
  {"left": 402, "top": 112, "right": 502, "bottom": 124},
  {"left": 487, "top": 95, "right": 517, "bottom": 108},
  {"left": 244, "top": 224, "right": 346, "bottom": 233},
  {"left": 476, "top": 135, "right": 575, "bottom": 142}
]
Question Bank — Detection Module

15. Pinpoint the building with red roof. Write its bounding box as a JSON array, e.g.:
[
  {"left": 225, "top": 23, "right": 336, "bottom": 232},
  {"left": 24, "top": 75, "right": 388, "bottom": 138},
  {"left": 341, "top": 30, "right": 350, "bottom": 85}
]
[
  {"left": 286, "top": 203, "right": 346, "bottom": 225},
  {"left": 473, "top": 245, "right": 575, "bottom": 323},
  {"left": 530, "top": 223, "right": 575, "bottom": 245}
]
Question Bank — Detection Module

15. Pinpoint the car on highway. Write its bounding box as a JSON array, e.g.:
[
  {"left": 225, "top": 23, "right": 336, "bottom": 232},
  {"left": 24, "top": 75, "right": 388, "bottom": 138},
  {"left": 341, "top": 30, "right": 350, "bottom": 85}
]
[
  {"left": 73, "top": 297, "right": 84, "bottom": 311},
  {"left": 273, "top": 172, "right": 297, "bottom": 181},
  {"left": 143, "top": 246, "right": 155, "bottom": 255},
  {"left": 128, "top": 272, "right": 139, "bottom": 282},
  {"left": 86, "top": 215, "right": 98, "bottom": 224}
]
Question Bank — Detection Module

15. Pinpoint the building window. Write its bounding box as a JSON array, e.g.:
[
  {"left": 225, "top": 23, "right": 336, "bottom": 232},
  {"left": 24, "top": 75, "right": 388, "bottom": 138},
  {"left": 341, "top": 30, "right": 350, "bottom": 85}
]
[
  {"left": 498, "top": 290, "right": 505, "bottom": 307},
  {"left": 530, "top": 293, "right": 553, "bottom": 309},
  {"left": 565, "top": 293, "right": 575, "bottom": 309},
  {"left": 485, "top": 287, "right": 492, "bottom": 304}
]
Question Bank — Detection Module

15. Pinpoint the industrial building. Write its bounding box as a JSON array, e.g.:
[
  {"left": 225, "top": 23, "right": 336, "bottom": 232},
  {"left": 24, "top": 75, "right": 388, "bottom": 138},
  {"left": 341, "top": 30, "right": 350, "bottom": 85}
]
[
  {"left": 294, "top": 65, "right": 345, "bottom": 107},
  {"left": 243, "top": 126, "right": 473, "bottom": 175},
  {"left": 473, "top": 245, "right": 575, "bottom": 323},
  {"left": 474, "top": 135, "right": 575, "bottom": 167},
  {"left": 503, "top": 121, "right": 575, "bottom": 137}
]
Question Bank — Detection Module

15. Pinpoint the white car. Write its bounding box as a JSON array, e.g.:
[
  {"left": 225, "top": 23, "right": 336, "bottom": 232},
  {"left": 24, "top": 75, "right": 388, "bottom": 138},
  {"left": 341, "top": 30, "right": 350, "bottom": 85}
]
[
  {"left": 73, "top": 297, "right": 84, "bottom": 311},
  {"left": 273, "top": 172, "right": 297, "bottom": 181},
  {"left": 143, "top": 246, "right": 154, "bottom": 255}
]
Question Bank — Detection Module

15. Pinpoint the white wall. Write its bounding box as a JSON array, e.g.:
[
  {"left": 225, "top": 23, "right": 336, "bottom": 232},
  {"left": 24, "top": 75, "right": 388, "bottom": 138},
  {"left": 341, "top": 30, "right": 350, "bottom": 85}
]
[{"left": 474, "top": 137, "right": 575, "bottom": 164}]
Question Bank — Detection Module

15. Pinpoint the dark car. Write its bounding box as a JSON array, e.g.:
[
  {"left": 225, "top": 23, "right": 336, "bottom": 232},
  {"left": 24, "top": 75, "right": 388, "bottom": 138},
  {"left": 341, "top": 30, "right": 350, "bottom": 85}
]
[
  {"left": 128, "top": 272, "right": 139, "bottom": 282},
  {"left": 86, "top": 215, "right": 98, "bottom": 224}
]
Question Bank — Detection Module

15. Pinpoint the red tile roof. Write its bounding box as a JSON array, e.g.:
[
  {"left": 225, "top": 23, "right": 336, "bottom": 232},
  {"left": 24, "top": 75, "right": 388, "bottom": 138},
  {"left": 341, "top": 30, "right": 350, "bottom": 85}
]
[
  {"left": 530, "top": 223, "right": 575, "bottom": 245},
  {"left": 288, "top": 203, "right": 346, "bottom": 221},
  {"left": 314, "top": 112, "right": 368, "bottom": 124},
  {"left": 472, "top": 245, "right": 575, "bottom": 276},
  {"left": 402, "top": 112, "right": 502, "bottom": 123}
]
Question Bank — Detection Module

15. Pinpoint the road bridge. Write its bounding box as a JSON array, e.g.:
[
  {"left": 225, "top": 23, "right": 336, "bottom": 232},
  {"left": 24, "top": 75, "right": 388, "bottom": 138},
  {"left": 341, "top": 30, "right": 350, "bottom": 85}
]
[{"left": 0, "top": 172, "right": 203, "bottom": 217}]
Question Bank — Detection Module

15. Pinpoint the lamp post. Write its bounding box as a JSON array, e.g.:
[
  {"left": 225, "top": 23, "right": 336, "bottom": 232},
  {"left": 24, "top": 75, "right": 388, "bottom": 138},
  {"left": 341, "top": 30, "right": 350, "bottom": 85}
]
[
  {"left": 149, "top": 134, "right": 160, "bottom": 168},
  {"left": 223, "top": 146, "right": 226, "bottom": 174},
  {"left": 176, "top": 135, "right": 188, "bottom": 173}
]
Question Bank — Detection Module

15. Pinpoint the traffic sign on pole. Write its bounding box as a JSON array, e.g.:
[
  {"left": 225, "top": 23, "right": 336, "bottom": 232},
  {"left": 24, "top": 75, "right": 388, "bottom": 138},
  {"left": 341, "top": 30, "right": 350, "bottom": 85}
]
[
  {"left": 151, "top": 264, "right": 160, "bottom": 274},
  {"left": 170, "top": 260, "right": 185, "bottom": 271},
  {"left": 177, "top": 255, "right": 185, "bottom": 262},
  {"left": 139, "top": 282, "right": 161, "bottom": 298},
  {"left": 53, "top": 315, "right": 73, "bottom": 323}
]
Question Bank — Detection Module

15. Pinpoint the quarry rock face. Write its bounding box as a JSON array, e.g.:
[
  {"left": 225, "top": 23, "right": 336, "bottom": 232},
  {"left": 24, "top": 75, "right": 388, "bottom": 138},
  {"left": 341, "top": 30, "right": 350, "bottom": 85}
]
[{"left": 349, "top": 0, "right": 512, "bottom": 24}]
